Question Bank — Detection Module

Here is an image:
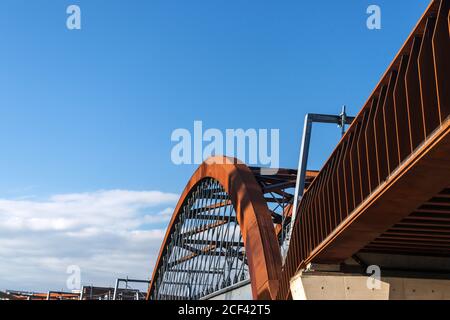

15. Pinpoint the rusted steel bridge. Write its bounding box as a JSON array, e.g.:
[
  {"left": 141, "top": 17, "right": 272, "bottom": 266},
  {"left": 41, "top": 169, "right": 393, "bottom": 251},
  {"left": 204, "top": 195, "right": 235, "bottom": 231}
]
[{"left": 147, "top": 0, "right": 450, "bottom": 300}]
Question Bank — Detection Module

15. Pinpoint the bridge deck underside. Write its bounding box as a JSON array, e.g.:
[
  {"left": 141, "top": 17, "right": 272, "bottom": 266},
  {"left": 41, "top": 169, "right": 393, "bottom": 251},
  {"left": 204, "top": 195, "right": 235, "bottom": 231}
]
[{"left": 361, "top": 186, "right": 450, "bottom": 257}]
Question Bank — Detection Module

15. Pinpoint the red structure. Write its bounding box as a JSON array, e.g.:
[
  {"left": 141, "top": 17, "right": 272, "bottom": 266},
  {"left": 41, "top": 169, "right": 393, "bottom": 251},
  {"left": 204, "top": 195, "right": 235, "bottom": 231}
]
[{"left": 148, "top": 0, "right": 450, "bottom": 300}]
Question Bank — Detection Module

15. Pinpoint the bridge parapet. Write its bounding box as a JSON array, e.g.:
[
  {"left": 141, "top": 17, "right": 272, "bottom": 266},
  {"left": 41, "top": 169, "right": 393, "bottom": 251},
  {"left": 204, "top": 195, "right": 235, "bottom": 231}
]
[{"left": 278, "top": 0, "right": 450, "bottom": 300}]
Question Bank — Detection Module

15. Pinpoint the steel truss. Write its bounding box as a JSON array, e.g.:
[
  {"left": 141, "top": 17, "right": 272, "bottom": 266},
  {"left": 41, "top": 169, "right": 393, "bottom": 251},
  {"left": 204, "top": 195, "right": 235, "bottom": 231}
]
[{"left": 150, "top": 178, "right": 249, "bottom": 300}]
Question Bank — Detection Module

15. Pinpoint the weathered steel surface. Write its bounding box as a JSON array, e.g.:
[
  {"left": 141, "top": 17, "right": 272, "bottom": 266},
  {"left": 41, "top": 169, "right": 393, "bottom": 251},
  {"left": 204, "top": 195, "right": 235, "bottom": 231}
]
[
  {"left": 148, "top": 0, "right": 449, "bottom": 301},
  {"left": 147, "top": 157, "right": 283, "bottom": 300},
  {"left": 277, "top": 0, "right": 450, "bottom": 299}
]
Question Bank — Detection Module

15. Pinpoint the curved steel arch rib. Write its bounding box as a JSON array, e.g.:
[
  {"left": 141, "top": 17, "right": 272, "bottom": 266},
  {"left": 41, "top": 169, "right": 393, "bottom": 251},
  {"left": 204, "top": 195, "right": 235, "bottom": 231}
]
[{"left": 147, "top": 156, "right": 282, "bottom": 300}]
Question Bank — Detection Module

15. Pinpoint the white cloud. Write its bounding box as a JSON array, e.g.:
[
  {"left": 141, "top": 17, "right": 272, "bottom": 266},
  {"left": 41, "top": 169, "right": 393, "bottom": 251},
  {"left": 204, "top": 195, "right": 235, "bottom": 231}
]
[{"left": 0, "top": 189, "right": 178, "bottom": 292}]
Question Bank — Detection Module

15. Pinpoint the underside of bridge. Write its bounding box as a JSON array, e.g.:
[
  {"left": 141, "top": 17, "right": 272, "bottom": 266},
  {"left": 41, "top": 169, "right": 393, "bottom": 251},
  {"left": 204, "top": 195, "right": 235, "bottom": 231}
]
[{"left": 147, "top": 0, "right": 450, "bottom": 300}]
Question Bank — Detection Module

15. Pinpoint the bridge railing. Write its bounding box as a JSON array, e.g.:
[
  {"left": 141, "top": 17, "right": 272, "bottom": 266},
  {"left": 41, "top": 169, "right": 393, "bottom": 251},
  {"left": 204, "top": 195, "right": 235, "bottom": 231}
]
[{"left": 278, "top": 0, "right": 449, "bottom": 299}]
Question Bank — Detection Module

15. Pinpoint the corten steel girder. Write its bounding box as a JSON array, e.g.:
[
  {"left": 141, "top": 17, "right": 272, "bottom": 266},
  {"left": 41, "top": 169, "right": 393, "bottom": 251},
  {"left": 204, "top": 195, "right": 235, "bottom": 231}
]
[
  {"left": 147, "top": 157, "right": 317, "bottom": 300},
  {"left": 277, "top": 0, "right": 450, "bottom": 299},
  {"left": 148, "top": 0, "right": 449, "bottom": 301},
  {"left": 148, "top": 157, "right": 284, "bottom": 300}
]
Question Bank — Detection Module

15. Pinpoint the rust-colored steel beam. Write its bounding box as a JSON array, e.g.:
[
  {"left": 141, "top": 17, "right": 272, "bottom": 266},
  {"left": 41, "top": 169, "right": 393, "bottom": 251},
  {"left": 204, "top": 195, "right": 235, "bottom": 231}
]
[
  {"left": 147, "top": 0, "right": 448, "bottom": 301},
  {"left": 313, "top": 120, "right": 450, "bottom": 261},
  {"left": 147, "top": 156, "right": 282, "bottom": 300},
  {"left": 277, "top": 0, "right": 450, "bottom": 299}
]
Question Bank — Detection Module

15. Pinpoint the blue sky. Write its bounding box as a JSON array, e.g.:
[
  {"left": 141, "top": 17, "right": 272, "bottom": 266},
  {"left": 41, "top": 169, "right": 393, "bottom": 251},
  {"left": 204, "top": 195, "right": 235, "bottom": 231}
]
[{"left": 0, "top": 1, "right": 430, "bottom": 291}]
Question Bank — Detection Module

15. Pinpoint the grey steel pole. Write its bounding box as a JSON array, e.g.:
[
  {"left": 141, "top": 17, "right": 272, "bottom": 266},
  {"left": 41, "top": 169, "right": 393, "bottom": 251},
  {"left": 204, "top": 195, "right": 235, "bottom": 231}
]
[
  {"left": 282, "top": 107, "right": 355, "bottom": 261},
  {"left": 113, "top": 278, "right": 119, "bottom": 300},
  {"left": 283, "top": 114, "right": 312, "bottom": 259}
]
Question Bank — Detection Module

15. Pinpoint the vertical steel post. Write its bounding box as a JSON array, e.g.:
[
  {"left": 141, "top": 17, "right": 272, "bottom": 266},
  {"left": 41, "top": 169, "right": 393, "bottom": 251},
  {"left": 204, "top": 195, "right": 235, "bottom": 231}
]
[
  {"left": 283, "top": 114, "right": 312, "bottom": 259},
  {"left": 282, "top": 107, "right": 354, "bottom": 260},
  {"left": 113, "top": 278, "right": 119, "bottom": 300}
]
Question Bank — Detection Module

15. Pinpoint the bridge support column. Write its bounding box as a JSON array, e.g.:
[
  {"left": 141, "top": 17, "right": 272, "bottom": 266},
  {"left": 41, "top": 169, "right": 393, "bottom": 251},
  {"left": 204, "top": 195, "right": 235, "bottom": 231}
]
[{"left": 290, "top": 264, "right": 450, "bottom": 300}]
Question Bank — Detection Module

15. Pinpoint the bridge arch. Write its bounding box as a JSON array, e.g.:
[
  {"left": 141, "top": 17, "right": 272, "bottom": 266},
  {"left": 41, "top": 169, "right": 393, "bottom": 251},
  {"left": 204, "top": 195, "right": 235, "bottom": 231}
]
[{"left": 147, "top": 156, "right": 282, "bottom": 300}]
